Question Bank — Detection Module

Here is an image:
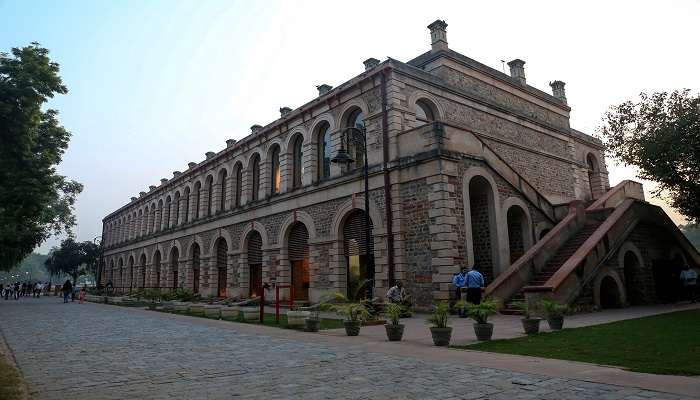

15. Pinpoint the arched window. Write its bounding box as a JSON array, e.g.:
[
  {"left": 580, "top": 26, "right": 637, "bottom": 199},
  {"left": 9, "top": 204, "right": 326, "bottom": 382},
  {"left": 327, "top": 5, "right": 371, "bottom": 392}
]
[
  {"left": 173, "top": 192, "right": 181, "bottom": 225},
  {"left": 156, "top": 200, "right": 163, "bottom": 231},
  {"left": 191, "top": 243, "right": 200, "bottom": 293},
  {"left": 345, "top": 108, "right": 365, "bottom": 171},
  {"left": 206, "top": 176, "right": 214, "bottom": 216},
  {"left": 164, "top": 196, "right": 171, "bottom": 229},
  {"left": 317, "top": 122, "right": 331, "bottom": 181},
  {"left": 183, "top": 187, "right": 190, "bottom": 222},
  {"left": 251, "top": 154, "right": 260, "bottom": 201},
  {"left": 270, "top": 146, "right": 281, "bottom": 195},
  {"left": 219, "top": 169, "right": 228, "bottom": 212},
  {"left": 415, "top": 99, "right": 436, "bottom": 123},
  {"left": 234, "top": 162, "right": 243, "bottom": 207},
  {"left": 292, "top": 135, "right": 304, "bottom": 189},
  {"left": 193, "top": 182, "right": 201, "bottom": 219}
]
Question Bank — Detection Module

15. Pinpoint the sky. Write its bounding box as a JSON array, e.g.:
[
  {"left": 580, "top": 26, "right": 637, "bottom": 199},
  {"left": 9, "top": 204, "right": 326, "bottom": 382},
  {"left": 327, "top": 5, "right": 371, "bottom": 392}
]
[{"left": 1, "top": 0, "right": 698, "bottom": 254}]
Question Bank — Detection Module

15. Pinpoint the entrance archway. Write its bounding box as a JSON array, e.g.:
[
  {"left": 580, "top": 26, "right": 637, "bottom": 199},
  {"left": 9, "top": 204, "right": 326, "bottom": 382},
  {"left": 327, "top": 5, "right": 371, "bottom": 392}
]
[
  {"left": 247, "top": 231, "right": 263, "bottom": 298},
  {"left": 468, "top": 176, "right": 498, "bottom": 281},
  {"left": 587, "top": 153, "right": 600, "bottom": 199},
  {"left": 624, "top": 250, "right": 644, "bottom": 305},
  {"left": 170, "top": 248, "right": 179, "bottom": 290},
  {"left": 600, "top": 275, "right": 622, "bottom": 308},
  {"left": 506, "top": 205, "right": 528, "bottom": 263},
  {"left": 288, "top": 222, "right": 310, "bottom": 301},
  {"left": 216, "top": 239, "right": 228, "bottom": 297},
  {"left": 191, "top": 243, "right": 200, "bottom": 294},
  {"left": 342, "top": 209, "right": 374, "bottom": 299}
]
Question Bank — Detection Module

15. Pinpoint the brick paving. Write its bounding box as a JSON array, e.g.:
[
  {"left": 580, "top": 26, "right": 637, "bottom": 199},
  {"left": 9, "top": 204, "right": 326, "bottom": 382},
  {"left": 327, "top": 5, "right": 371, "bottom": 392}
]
[{"left": 0, "top": 298, "right": 693, "bottom": 400}]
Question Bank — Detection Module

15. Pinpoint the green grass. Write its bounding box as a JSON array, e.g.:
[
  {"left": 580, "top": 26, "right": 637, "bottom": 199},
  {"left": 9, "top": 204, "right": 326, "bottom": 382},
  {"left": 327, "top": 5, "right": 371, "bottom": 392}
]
[
  {"left": 0, "top": 351, "right": 25, "bottom": 400},
  {"left": 455, "top": 310, "right": 700, "bottom": 376}
]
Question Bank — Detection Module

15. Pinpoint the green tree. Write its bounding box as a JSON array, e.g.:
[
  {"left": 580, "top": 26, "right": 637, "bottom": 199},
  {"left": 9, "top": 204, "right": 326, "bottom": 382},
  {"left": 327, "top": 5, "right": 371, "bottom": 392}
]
[
  {"left": 44, "top": 238, "right": 100, "bottom": 284},
  {"left": 680, "top": 223, "right": 700, "bottom": 252},
  {"left": 600, "top": 90, "right": 700, "bottom": 223},
  {"left": 0, "top": 43, "right": 82, "bottom": 271}
]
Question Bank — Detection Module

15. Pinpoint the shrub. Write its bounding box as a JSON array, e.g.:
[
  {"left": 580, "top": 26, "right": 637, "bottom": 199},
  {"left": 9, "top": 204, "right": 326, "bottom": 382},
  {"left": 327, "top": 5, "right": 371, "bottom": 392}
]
[{"left": 427, "top": 302, "right": 450, "bottom": 328}]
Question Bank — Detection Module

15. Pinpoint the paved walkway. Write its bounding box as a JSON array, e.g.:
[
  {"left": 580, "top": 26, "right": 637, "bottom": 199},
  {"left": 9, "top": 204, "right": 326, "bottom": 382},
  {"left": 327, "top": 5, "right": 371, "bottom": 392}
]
[{"left": 0, "top": 298, "right": 697, "bottom": 400}]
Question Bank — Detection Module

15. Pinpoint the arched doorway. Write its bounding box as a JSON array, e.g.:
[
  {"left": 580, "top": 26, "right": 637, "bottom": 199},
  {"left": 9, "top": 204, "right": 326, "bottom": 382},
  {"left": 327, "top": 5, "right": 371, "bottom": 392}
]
[
  {"left": 128, "top": 256, "right": 134, "bottom": 291},
  {"left": 623, "top": 251, "right": 644, "bottom": 305},
  {"left": 192, "top": 243, "right": 200, "bottom": 294},
  {"left": 506, "top": 205, "right": 528, "bottom": 263},
  {"left": 118, "top": 258, "right": 123, "bottom": 291},
  {"left": 288, "top": 222, "right": 310, "bottom": 301},
  {"left": 216, "top": 239, "right": 228, "bottom": 297},
  {"left": 153, "top": 250, "right": 161, "bottom": 289},
  {"left": 171, "top": 248, "right": 179, "bottom": 290},
  {"left": 342, "top": 209, "right": 374, "bottom": 299},
  {"left": 469, "top": 176, "right": 497, "bottom": 281},
  {"left": 247, "top": 231, "right": 263, "bottom": 298},
  {"left": 140, "top": 254, "right": 147, "bottom": 288},
  {"left": 600, "top": 275, "right": 622, "bottom": 308},
  {"left": 587, "top": 153, "right": 599, "bottom": 199}
]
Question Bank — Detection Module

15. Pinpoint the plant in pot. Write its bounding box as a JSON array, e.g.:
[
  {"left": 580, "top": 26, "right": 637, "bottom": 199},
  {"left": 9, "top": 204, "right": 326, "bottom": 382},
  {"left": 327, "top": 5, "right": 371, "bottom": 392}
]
[
  {"left": 304, "top": 308, "right": 321, "bottom": 333},
  {"left": 427, "top": 302, "right": 452, "bottom": 346},
  {"left": 143, "top": 289, "right": 161, "bottom": 310},
  {"left": 511, "top": 301, "right": 541, "bottom": 334},
  {"left": 383, "top": 302, "right": 406, "bottom": 341},
  {"left": 321, "top": 292, "right": 370, "bottom": 336},
  {"left": 539, "top": 299, "right": 568, "bottom": 330},
  {"left": 462, "top": 299, "right": 499, "bottom": 341}
]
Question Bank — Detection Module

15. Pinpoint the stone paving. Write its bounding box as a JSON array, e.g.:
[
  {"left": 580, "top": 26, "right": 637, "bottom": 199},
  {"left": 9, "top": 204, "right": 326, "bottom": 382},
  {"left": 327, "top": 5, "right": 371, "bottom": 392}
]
[{"left": 0, "top": 298, "right": 693, "bottom": 400}]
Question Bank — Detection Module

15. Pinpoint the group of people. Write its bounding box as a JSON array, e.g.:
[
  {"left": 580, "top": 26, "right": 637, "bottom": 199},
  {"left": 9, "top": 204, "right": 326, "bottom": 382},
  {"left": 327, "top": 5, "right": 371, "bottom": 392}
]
[
  {"left": 681, "top": 264, "right": 698, "bottom": 303},
  {"left": 452, "top": 266, "right": 485, "bottom": 315},
  {"left": 2, "top": 281, "right": 51, "bottom": 300}
]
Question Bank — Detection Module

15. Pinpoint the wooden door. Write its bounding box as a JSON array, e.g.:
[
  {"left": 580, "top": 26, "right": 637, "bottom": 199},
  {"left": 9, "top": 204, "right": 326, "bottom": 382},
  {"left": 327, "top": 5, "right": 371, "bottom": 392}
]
[
  {"left": 217, "top": 267, "right": 227, "bottom": 297},
  {"left": 249, "top": 265, "right": 262, "bottom": 298}
]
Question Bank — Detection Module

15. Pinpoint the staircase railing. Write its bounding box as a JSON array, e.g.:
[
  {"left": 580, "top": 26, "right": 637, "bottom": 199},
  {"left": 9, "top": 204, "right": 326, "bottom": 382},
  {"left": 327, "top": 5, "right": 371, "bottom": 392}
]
[{"left": 587, "top": 180, "right": 644, "bottom": 211}]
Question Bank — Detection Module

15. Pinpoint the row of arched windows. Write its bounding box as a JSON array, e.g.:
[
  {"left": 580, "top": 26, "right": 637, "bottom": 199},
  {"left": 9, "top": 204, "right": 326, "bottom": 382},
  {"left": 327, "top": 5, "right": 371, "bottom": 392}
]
[{"left": 104, "top": 99, "right": 439, "bottom": 248}]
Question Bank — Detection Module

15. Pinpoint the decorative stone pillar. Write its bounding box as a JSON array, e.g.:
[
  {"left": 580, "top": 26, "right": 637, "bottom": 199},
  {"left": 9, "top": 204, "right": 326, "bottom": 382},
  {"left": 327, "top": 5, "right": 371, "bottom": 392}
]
[
  {"left": 154, "top": 208, "right": 162, "bottom": 233},
  {"left": 188, "top": 190, "right": 197, "bottom": 222},
  {"left": 200, "top": 187, "right": 210, "bottom": 218},
  {"left": 211, "top": 182, "right": 222, "bottom": 213},
  {"left": 177, "top": 197, "right": 186, "bottom": 225}
]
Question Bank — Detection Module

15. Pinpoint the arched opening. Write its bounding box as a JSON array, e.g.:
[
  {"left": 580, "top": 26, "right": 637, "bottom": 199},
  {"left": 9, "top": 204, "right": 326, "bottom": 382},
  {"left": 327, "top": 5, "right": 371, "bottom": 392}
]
[
  {"left": 291, "top": 134, "right": 304, "bottom": 189},
  {"left": 118, "top": 258, "right": 123, "bottom": 290},
  {"left": 170, "top": 247, "right": 179, "bottom": 290},
  {"left": 218, "top": 168, "right": 228, "bottom": 212},
  {"left": 140, "top": 254, "right": 147, "bottom": 288},
  {"left": 247, "top": 231, "right": 263, "bottom": 298},
  {"left": 164, "top": 196, "right": 172, "bottom": 229},
  {"left": 156, "top": 200, "right": 163, "bottom": 231},
  {"left": 205, "top": 175, "right": 214, "bottom": 216},
  {"left": 288, "top": 222, "right": 310, "bottom": 301},
  {"left": 128, "top": 256, "right": 134, "bottom": 291},
  {"left": 193, "top": 182, "right": 201, "bottom": 219},
  {"left": 183, "top": 187, "right": 191, "bottom": 223},
  {"left": 506, "top": 205, "right": 528, "bottom": 263},
  {"left": 344, "top": 108, "right": 365, "bottom": 172},
  {"left": 342, "top": 209, "right": 374, "bottom": 299},
  {"left": 587, "top": 153, "right": 600, "bottom": 199},
  {"left": 415, "top": 99, "right": 437, "bottom": 123},
  {"left": 250, "top": 154, "right": 260, "bottom": 201},
  {"left": 234, "top": 162, "right": 243, "bottom": 207},
  {"left": 270, "top": 145, "right": 281, "bottom": 195},
  {"left": 316, "top": 122, "right": 331, "bottom": 182},
  {"left": 624, "top": 251, "right": 644, "bottom": 305},
  {"left": 469, "top": 175, "right": 498, "bottom": 281},
  {"left": 653, "top": 251, "right": 685, "bottom": 303},
  {"left": 137, "top": 210, "right": 143, "bottom": 237},
  {"left": 153, "top": 250, "right": 161, "bottom": 289},
  {"left": 149, "top": 203, "right": 156, "bottom": 233},
  {"left": 216, "top": 238, "right": 228, "bottom": 297},
  {"left": 600, "top": 275, "right": 623, "bottom": 308},
  {"left": 173, "top": 192, "right": 181, "bottom": 226},
  {"left": 191, "top": 243, "right": 200, "bottom": 294}
]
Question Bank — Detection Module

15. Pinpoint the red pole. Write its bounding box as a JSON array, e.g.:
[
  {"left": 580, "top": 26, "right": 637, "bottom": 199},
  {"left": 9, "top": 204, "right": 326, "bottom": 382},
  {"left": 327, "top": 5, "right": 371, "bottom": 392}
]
[{"left": 275, "top": 285, "right": 280, "bottom": 324}]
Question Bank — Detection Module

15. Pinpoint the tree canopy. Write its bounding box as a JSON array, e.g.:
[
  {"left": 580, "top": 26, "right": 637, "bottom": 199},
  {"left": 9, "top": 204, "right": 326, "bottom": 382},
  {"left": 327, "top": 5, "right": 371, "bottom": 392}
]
[
  {"left": 600, "top": 90, "right": 700, "bottom": 223},
  {"left": 44, "top": 238, "right": 100, "bottom": 283},
  {"left": 0, "top": 43, "right": 82, "bottom": 271}
]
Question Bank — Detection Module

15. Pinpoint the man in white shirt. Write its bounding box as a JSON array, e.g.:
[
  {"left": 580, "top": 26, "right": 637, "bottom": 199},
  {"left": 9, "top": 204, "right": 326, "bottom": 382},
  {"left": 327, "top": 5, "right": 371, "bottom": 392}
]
[{"left": 680, "top": 265, "right": 698, "bottom": 303}]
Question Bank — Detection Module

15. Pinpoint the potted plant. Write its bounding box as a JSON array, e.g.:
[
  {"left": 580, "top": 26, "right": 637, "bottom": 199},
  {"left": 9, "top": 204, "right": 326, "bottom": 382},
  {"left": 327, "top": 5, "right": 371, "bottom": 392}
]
[
  {"left": 383, "top": 302, "right": 405, "bottom": 341},
  {"left": 539, "top": 299, "right": 568, "bottom": 330},
  {"left": 287, "top": 306, "right": 311, "bottom": 328},
  {"left": 321, "top": 292, "right": 370, "bottom": 336},
  {"left": 462, "top": 299, "right": 499, "bottom": 341},
  {"left": 512, "top": 301, "right": 541, "bottom": 334},
  {"left": 427, "top": 302, "right": 452, "bottom": 346},
  {"left": 304, "top": 309, "right": 321, "bottom": 332}
]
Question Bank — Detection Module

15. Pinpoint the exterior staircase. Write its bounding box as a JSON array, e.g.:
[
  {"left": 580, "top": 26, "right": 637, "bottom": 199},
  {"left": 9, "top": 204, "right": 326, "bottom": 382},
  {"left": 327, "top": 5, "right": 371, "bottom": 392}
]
[{"left": 500, "top": 217, "right": 605, "bottom": 315}]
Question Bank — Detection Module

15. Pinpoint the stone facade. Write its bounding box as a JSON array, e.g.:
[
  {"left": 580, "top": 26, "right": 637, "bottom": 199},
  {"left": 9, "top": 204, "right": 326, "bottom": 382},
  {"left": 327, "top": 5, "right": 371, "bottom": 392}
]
[{"left": 101, "top": 20, "right": 616, "bottom": 309}]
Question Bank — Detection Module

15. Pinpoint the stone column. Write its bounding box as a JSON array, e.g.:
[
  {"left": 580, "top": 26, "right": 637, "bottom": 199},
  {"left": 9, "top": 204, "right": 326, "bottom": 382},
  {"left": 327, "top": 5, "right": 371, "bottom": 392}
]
[
  {"left": 241, "top": 168, "right": 250, "bottom": 205},
  {"left": 279, "top": 152, "right": 289, "bottom": 194},
  {"left": 200, "top": 187, "right": 209, "bottom": 218},
  {"left": 161, "top": 203, "right": 170, "bottom": 231},
  {"left": 223, "top": 175, "right": 232, "bottom": 211},
  {"left": 259, "top": 160, "right": 269, "bottom": 200},
  {"left": 227, "top": 252, "right": 239, "bottom": 297},
  {"left": 188, "top": 191, "right": 197, "bottom": 222},
  {"left": 211, "top": 182, "right": 222, "bottom": 213},
  {"left": 177, "top": 197, "right": 186, "bottom": 225},
  {"left": 238, "top": 253, "right": 249, "bottom": 296},
  {"left": 154, "top": 208, "right": 162, "bottom": 233},
  {"left": 182, "top": 259, "right": 193, "bottom": 290},
  {"left": 302, "top": 141, "right": 313, "bottom": 187}
]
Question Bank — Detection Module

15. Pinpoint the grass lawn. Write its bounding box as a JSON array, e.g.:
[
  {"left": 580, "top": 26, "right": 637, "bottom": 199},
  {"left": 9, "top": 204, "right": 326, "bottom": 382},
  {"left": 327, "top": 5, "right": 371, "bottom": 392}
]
[
  {"left": 456, "top": 310, "right": 700, "bottom": 376},
  {"left": 0, "top": 350, "right": 25, "bottom": 400}
]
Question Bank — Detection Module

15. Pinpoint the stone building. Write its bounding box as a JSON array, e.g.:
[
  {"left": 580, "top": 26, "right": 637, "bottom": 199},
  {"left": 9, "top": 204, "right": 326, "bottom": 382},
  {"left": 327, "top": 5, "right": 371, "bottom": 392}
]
[{"left": 101, "top": 20, "right": 699, "bottom": 310}]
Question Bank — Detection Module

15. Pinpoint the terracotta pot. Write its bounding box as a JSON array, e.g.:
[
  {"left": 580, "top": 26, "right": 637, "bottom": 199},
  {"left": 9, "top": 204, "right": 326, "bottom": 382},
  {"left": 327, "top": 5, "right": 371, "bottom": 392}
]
[
  {"left": 344, "top": 320, "right": 361, "bottom": 336},
  {"left": 304, "top": 318, "right": 321, "bottom": 332},
  {"left": 547, "top": 316, "right": 564, "bottom": 330},
  {"left": 473, "top": 323, "right": 494, "bottom": 341},
  {"left": 521, "top": 318, "right": 541, "bottom": 334},
  {"left": 430, "top": 327, "right": 453, "bottom": 346},
  {"left": 385, "top": 324, "right": 405, "bottom": 341}
]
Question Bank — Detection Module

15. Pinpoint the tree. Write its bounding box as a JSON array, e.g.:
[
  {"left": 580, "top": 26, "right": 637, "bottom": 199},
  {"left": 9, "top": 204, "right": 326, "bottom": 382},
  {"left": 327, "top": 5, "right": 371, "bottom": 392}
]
[
  {"left": 44, "top": 238, "right": 100, "bottom": 284},
  {"left": 600, "top": 90, "right": 700, "bottom": 223},
  {"left": 0, "top": 43, "right": 83, "bottom": 271},
  {"left": 680, "top": 223, "right": 700, "bottom": 252}
]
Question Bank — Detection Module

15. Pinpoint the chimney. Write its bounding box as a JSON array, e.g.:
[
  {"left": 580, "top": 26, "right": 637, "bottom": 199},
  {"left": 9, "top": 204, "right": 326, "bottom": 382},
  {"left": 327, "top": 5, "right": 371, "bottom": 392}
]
[
  {"left": 317, "top": 84, "right": 332, "bottom": 96},
  {"left": 251, "top": 124, "right": 262, "bottom": 134},
  {"left": 160, "top": 178, "right": 168, "bottom": 185},
  {"left": 427, "top": 20, "right": 448, "bottom": 52},
  {"left": 226, "top": 139, "right": 237, "bottom": 148},
  {"left": 279, "top": 107, "right": 292, "bottom": 117},
  {"left": 205, "top": 151, "right": 216, "bottom": 159},
  {"left": 139, "top": 191, "right": 146, "bottom": 197},
  {"left": 363, "top": 57, "right": 379, "bottom": 71},
  {"left": 173, "top": 171, "right": 182, "bottom": 178},
  {"left": 187, "top": 162, "right": 197, "bottom": 169},
  {"left": 149, "top": 185, "right": 157, "bottom": 191},
  {"left": 130, "top": 197, "right": 137, "bottom": 202},
  {"left": 549, "top": 80, "right": 567, "bottom": 105},
  {"left": 507, "top": 59, "right": 526, "bottom": 85}
]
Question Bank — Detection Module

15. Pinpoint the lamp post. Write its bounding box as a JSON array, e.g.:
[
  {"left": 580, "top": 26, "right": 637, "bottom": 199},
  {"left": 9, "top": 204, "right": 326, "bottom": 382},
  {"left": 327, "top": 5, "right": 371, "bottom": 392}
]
[
  {"left": 93, "top": 236, "right": 103, "bottom": 289},
  {"left": 331, "top": 125, "right": 374, "bottom": 299}
]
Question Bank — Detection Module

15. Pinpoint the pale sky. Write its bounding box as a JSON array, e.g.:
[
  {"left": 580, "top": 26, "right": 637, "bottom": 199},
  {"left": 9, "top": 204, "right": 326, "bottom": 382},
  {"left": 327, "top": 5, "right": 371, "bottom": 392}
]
[{"left": 1, "top": 0, "right": 697, "bottom": 253}]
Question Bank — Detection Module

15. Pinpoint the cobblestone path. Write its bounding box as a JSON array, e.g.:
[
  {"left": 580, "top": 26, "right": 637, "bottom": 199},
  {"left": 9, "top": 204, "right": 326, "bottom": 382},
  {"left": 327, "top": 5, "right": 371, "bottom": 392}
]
[{"left": 0, "top": 298, "right": 691, "bottom": 400}]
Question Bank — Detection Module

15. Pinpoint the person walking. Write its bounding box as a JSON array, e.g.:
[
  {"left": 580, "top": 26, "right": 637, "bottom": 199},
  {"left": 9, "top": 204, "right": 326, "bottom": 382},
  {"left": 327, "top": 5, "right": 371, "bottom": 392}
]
[
  {"left": 13, "top": 282, "right": 20, "bottom": 300},
  {"left": 61, "top": 280, "right": 72, "bottom": 303},
  {"left": 452, "top": 267, "right": 467, "bottom": 316},
  {"left": 680, "top": 264, "right": 698, "bottom": 303},
  {"left": 465, "top": 265, "right": 485, "bottom": 305},
  {"left": 78, "top": 286, "right": 87, "bottom": 304}
]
